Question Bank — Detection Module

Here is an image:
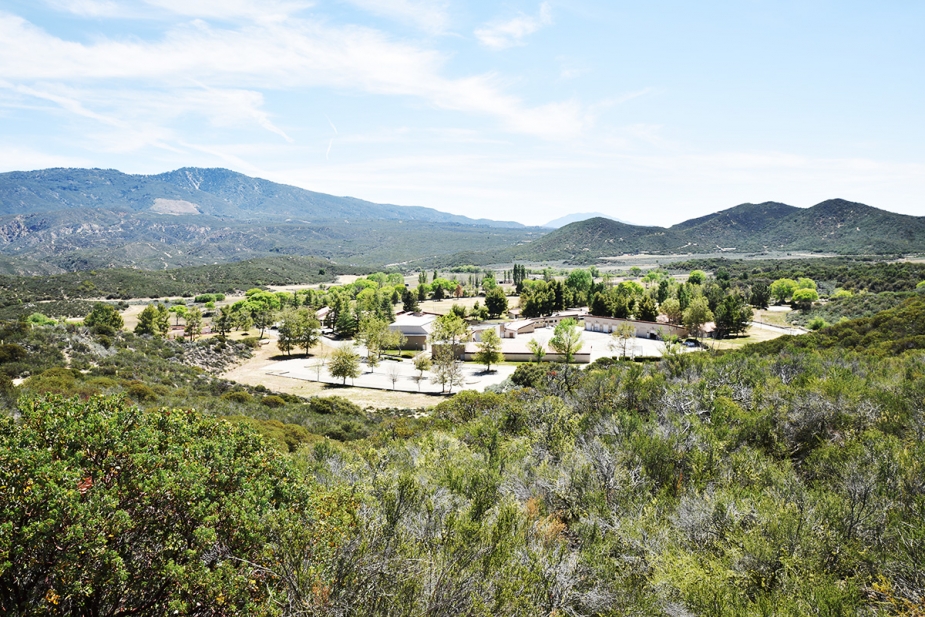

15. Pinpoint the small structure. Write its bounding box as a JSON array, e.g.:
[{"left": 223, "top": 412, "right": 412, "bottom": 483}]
[
  {"left": 315, "top": 306, "right": 331, "bottom": 322},
  {"left": 388, "top": 313, "right": 437, "bottom": 350},
  {"left": 583, "top": 315, "right": 687, "bottom": 339},
  {"left": 502, "top": 319, "right": 536, "bottom": 339},
  {"left": 534, "top": 309, "right": 587, "bottom": 329}
]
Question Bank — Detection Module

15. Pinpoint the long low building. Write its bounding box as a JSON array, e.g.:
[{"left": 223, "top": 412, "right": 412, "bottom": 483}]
[
  {"left": 583, "top": 315, "right": 688, "bottom": 339},
  {"left": 461, "top": 339, "right": 591, "bottom": 364}
]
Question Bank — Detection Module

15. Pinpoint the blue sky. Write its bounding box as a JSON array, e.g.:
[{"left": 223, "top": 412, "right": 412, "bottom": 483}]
[{"left": 0, "top": 0, "right": 922, "bottom": 226}]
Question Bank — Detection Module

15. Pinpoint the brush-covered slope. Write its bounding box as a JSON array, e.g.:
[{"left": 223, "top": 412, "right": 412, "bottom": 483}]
[{"left": 511, "top": 217, "right": 685, "bottom": 261}]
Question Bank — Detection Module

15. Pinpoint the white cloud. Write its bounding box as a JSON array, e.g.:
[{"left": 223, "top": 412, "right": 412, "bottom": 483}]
[
  {"left": 343, "top": 0, "right": 450, "bottom": 34},
  {"left": 43, "top": 0, "right": 123, "bottom": 17},
  {"left": 140, "top": 0, "right": 314, "bottom": 21},
  {"left": 475, "top": 2, "right": 552, "bottom": 50},
  {"left": 0, "top": 12, "right": 587, "bottom": 140}
]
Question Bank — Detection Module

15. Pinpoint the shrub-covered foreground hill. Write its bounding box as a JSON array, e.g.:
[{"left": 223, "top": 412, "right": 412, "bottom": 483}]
[{"left": 3, "top": 306, "right": 925, "bottom": 615}]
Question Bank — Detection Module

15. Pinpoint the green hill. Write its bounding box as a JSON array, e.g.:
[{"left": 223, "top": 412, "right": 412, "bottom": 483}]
[{"left": 748, "top": 294, "right": 925, "bottom": 356}]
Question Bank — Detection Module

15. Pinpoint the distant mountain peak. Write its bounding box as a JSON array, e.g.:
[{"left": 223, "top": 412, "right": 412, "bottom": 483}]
[{"left": 543, "top": 212, "right": 633, "bottom": 228}]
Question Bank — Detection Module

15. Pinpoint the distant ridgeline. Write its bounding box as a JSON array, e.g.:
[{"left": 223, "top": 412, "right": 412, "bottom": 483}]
[{"left": 419, "top": 200, "right": 925, "bottom": 267}]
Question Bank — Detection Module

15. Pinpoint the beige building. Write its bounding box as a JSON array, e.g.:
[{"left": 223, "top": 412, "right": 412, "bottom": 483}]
[
  {"left": 502, "top": 319, "right": 536, "bottom": 338},
  {"left": 583, "top": 315, "right": 687, "bottom": 339}
]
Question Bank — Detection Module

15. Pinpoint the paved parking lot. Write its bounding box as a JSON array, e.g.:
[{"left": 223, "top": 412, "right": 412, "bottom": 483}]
[{"left": 259, "top": 328, "right": 668, "bottom": 394}]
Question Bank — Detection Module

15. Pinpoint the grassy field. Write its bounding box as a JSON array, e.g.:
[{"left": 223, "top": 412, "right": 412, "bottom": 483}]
[
  {"left": 710, "top": 324, "right": 790, "bottom": 350},
  {"left": 753, "top": 307, "right": 792, "bottom": 327}
]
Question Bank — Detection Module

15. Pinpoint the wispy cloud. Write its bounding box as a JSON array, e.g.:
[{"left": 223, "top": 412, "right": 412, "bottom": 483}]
[
  {"left": 141, "top": 0, "right": 314, "bottom": 21},
  {"left": 0, "top": 11, "right": 588, "bottom": 140},
  {"left": 343, "top": 0, "right": 451, "bottom": 34},
  {"left": 43, "top": 0, "right": 123, "bottom": 17},
  {"left": 475, "top": 2, "right": 552, "bottom": 50}
]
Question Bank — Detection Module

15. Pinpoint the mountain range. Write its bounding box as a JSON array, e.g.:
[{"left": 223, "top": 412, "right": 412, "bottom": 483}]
[
  {"left": 1, "top": 167, "right": 923, "bottom": 273},
  {"left": 0, "top": 167, "right": 538, "bottom": 273}
]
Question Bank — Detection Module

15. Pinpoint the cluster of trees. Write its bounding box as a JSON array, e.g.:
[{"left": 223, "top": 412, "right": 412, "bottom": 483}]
[{"left": 520, "top": 267, "right": 761, "bottom": 339}]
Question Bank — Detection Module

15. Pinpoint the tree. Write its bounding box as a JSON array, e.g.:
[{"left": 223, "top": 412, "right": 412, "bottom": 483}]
[
  {"left": 84, "top": 303, "right": 124, "bottom": 335},
  {"left": 636, "top": 295, "right": 658, "bottom": 322},
  {"left": 432, "top": 313, "right": 468, "bottom": 347},
  {"left": 796, "top": 277, "right": 817, "bottom": 290},
  {"left": 549, "top": 318, "right": 583, "bottom": 364},
  {"left": 214, "top": 305, "right": 233, "bottom": 340},
  {"left": 134, "top": 304, "right": 169, "bottom": 337},
  {"left": 358, "top": 316, "right": 390, "bottom": 368},
  {"left": 386, "top": 363, "right": 401, "bottom": 390},
  {"left": 168, "top": 304, "right": 188, "bottom": 326},
  {"left": 770, "top": 278, "right": 798, "bottom": 304},
  {"left": 402, "top": 288, "right": 420, "bottom": 313},
  {"left": 277, "top": 309, "right": 321, "bottom": 356},
  {"left": 683, "top": 296, "right": 714, "bottom": 339},
  {"left": 412, "top": 353, "right": 431, "bottom": 390},
  {"left": 749, "top": 280, "right": 771, "bottom": 309},
  {"left": 677, "top": 282, "right": 692, "bottom": 311},
  {"left": 469, "top": 301, "right": 489, "bottom": 321},
  {"left": 334, "top": 304, "right": 359, "bottom": 338},
  {"left": 659, "top": 297, "right": 683, "bottom": 324},
  {"left": 430, "top": 344, "right": 464, "bottom": 394},
  {"left": 527, "top": 338, "right": 547, "bottom": 363},
  {"left": 565, "top": 269, "right": 593, "bottom": 305},
  {"left": 714, "top": 293, "right": 753, "bottom": 338},
  {"left": 252, "top": 308, "right": 275, "bottom": 339},
  {"left": 791, "top": 288, "right": 819, "bottom": 311},
  {"left": 183, "top": 307, "right": 203, "bottom": 340},
  {"left": 513, "top": 263, "right": 526, "bottom": 292},
  {"left": 429, "top": 314, "right": 467, "bottom": 393},
  {"left": 485, "top": 286, "right": 508, "bottom": 318},
  {"left": 610, "top": 322, "right": 636, "bottom": 359},
  {"left": 0, "top": 395, "right": 333, "bottom": 615},
  {"left": 474, "top": 328, "right": 504, "bottom": 372},
  {"left": 688, "top": 270, "right": 706, "bottom": 285},
  {"left": 329, "top": 344, "right": 361, "bottom": 385}
]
